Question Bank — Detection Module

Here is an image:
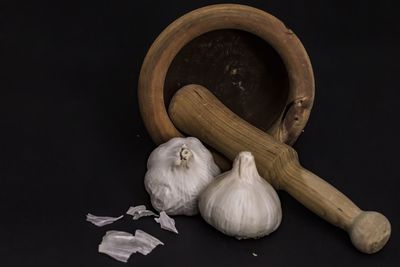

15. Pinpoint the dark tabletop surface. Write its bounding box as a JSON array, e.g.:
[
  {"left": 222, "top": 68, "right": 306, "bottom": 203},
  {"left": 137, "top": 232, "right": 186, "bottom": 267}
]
[{"left": 1, "top": 0, "right": 399, "bottom": 266}]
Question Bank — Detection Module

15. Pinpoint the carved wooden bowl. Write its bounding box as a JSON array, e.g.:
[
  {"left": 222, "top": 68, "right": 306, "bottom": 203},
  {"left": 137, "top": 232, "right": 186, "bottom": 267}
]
[{"left": 138, "top": 4, "right": 315, "bottom": 149}]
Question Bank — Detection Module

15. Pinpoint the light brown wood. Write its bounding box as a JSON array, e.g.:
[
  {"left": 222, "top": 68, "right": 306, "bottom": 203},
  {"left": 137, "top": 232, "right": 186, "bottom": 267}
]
[
  {"left": 169, "top": 84, "right": 391, "bottom": 254},
  {"left": 138, "top": 4, "right": 314, "bottom": 155}
]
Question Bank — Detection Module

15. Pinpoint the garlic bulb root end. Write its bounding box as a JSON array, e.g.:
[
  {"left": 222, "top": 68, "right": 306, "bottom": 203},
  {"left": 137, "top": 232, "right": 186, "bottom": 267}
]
[{"left": 144, "top": 137, "right": 220, "bottom": 216}]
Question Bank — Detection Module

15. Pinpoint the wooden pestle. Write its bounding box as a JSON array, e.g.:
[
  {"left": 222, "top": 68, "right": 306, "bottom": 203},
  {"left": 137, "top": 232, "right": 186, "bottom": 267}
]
[{"left": 168, "top": 84, "right": 391, "bottom": 254}]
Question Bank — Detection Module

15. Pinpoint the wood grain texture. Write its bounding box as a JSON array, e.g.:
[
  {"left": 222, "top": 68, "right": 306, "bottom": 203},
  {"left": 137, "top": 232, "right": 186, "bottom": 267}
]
[{"left": 168, "top": 84, "right": 391, "bottom": 254}]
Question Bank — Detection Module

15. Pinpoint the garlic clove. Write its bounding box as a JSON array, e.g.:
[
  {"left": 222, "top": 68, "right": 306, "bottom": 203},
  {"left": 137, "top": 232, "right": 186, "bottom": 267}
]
[
  {"left": 199, "top": 151, "right": 282, "bottom": 239},
  {"left": 144, "top": 137, "right": 220, "bottom": 216}
]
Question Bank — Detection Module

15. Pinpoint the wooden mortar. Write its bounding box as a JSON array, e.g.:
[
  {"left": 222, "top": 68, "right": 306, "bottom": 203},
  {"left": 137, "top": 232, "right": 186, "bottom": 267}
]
[{"left": 138, "top": 4, "right": 314, "bottom": 169}]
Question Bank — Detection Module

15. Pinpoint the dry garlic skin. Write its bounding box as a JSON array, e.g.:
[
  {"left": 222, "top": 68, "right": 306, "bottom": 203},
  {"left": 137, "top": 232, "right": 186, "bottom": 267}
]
[
  {"left": 144, "top": 137, "right": 220, "bottom": 216},
  {"left": 199, "top": 152, "right": 282, "bottom": 239}
]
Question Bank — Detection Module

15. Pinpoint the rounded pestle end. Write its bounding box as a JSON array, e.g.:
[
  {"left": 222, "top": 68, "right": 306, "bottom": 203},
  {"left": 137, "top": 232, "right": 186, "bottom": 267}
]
[{"left": 349, "top": 211, "right": 391, "bottom": 254}]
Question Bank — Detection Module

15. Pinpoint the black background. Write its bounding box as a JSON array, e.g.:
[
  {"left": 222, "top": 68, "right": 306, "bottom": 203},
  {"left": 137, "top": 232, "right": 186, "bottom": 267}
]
[{"left": 1, "top": 0, "right": 399, "bottom": 266}]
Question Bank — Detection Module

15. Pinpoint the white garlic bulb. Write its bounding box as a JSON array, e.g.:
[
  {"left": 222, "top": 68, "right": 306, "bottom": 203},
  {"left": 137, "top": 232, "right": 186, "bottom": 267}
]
[
  {"left": 198, "top": 151, "right": 282, "bottom": 239},
  {"left": 144, "top": 137, "right": 220, "bottom": 216}
]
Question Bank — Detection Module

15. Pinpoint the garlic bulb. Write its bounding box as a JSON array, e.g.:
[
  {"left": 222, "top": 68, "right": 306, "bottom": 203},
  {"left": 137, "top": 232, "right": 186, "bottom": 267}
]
[
  {"left": 144, "top": 137, "right": 220, "bottom": 216},
  {"left": 198, "top": 151, "right": 282, "bottom": 239}
]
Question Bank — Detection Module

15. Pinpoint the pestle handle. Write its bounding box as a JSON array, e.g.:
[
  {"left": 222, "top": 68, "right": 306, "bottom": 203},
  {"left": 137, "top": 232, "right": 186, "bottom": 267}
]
[{"left": 168, "top": 84, "right": 391, "bottom": 254}]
